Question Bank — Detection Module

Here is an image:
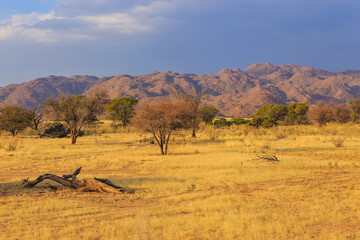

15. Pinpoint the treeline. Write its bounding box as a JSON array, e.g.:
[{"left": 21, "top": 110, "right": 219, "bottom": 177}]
[
  {"left": 0, "top": 87, "right": 360, "bottom": 155},
  {"left": 0, "top": 88, "right": 216, "bottom": 154},
  {"left": 248, "top": 100, "right": 360, "bottom": 128},
  {"left": 198, "top": 99, "right": 360, "bottom": 128},
  {"left": 0, "top": 88, "right": 109, "bottom": 143}
]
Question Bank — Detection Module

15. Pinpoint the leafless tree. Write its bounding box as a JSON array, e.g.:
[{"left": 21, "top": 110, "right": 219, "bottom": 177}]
[
  {"left": 309, "top": 101, "right": 335, "bottom": 126},
  {"left": 133, "top": 99, "right": 193, "bottom": 155},
  {"left": 172, "top": 86, "right": 206, "bottom": 137},
  {"left": 30, "top": 105, "right": 45, "bottom": 131},
  {"left": 309, "top": 101, "right": 350, "bottom": 126},
  {"left": 333, "top": 104, "right": 351, "bottom": 124}
]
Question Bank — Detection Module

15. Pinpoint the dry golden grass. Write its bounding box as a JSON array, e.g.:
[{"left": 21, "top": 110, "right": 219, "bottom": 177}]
[{"left": 1, "top": 122, "right": 360, "bottom": 239}]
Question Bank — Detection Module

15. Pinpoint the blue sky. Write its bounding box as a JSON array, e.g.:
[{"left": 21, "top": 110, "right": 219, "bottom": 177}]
[{"left": 0, "top": 0, "right": 360, "bottom": 86}]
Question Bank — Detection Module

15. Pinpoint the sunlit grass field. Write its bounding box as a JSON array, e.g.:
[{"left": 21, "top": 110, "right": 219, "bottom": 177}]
[{"left": 1, "top": 123, "right": 360, "bottom": 239}]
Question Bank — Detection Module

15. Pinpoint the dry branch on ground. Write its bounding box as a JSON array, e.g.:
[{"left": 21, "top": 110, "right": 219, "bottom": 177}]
[
  {"left": 22, "top": 167, "right": 131, "bottom": 193},
  {"left": 252, "top": 153, "right": 280, "bottom": 164}
]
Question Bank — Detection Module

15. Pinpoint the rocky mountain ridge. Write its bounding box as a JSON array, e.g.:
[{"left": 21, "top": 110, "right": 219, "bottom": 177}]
[{"left": 1, "top": 63, "right": 359, "bottom": 116}]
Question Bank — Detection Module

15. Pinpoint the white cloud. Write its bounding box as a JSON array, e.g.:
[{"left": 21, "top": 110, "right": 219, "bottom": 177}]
[
  {"left": 0, "top": 0, "right": 177, "bottom": 43},
  {"left": 0, "top": 12, "right": 61, "bottom": 42},
  {"left": 83, "top": 13, "right": 153, "bottom": 34},
  {"left": 131, "top": 1, "right": 175, "bottom": 15}
]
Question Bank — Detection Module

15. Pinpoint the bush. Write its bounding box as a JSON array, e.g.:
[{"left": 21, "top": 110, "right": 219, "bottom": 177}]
[
  {"left": 330, "top": 136, "right": 345, "bottom": 148},
  {"left": 105, "top": 97, "right": 138, "bottom": 127},
  {"left": 284, "top": 102, "right": 309, "bottom": 125},
  {"left": 272, "top": 127, "right": 288, "bottom": 139},
  {"left": 0, "top": 137, "right": 20, "bottom": 151},
  {"left": 248, "top": 116, "right": 265, "bottom": 128},
  {"left": 309, "top": 101, "right": 351, "bottom": 126},
  {"left": 199, "top": 106, "right": 219, "bottom": 125},
  {"left": 205, "top": 125, "right": 219, "bottom": 140},
  {"left": 0, "top": 105, "right": 33, "bottom": 137},
  {"left": 333, "top": 104, "right": 351, "bottom": 124},
  {"left": 262, "top": 118, "right": 277, "bottom": 128},
  {"left": 250, "top": 102, "right": 309, "bottom": 128},
  {"left": 41, "top": 123, "right": 74, "bottom": 138},
  {"left": 214, "top": 118, "right": 231, "bottom": 127},
  {"left": 231, "top": 117, "right": 249, "bottom": 125},
  {"left": 348, "top": 98, "right": 360, "bottom": 123}
]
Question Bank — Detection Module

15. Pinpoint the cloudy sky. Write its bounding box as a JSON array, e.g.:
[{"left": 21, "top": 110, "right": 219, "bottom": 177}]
[{"left": 0, "top": 0, "right": 359, "bottom": 86}]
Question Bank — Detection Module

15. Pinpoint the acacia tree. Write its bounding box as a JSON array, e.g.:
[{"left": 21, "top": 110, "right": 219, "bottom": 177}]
[
  {"left": 348, "top": 98, "right": 360, "bottom": 123},
  {"left": 0, "top": 105, "right": 33, "bottom": 137},
  {"left": 133, "top": 99, "right": 193, "bottom": 155},
  {"left": 44, "top": 88, "right": 108, "bottom": 144},
  {"left": 309, "top": 101, "right": 351, "bottom": 126},
  {"left": 309, "top": 102, "right": 334, "bottom": 126},
  {"left": 30, "top": 105, "right": 45, "bottom": 131},
  {"left": 199, "top": 105, "right": 219, "bottom": 125},
  {"left": 105, "top": 97, "right": 138, "bottom": 127},
  {"left": 172, "top": 87, "right": 205, "bottom": 137},
  {"left": 284, "top": 102, "right": 309, "bottom": 125},
  {"left": 250, "top": 104, "right": 288, "bottom": 128},
  {"left": 333, "top": 104, "right": 351, "bottom": 124}
]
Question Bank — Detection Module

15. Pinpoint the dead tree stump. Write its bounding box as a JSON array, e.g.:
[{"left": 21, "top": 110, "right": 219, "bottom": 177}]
[{"left": 22, "top": 167, "right": 129, "bottom": 193}]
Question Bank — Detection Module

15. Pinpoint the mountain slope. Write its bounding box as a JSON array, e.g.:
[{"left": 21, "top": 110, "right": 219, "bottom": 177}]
[{"left": 1, "top": 63, "right": 360, "bottom": 116}]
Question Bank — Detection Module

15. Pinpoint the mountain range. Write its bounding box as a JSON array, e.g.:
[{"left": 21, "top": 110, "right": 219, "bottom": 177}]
[{"left": 1, "top": 63, "right": 360, "bottom": 116}]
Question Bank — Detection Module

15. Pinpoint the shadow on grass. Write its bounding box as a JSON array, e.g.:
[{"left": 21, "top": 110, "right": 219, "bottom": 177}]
[
  {"left": 110, "top": 177, "right": 171, "bottom": 184},
  {"left": 0, "top": 181, "right": 62, "bottom": 197},
  {"left": 0, "top": 177, "right": 173, "bottom": 196},
  {"left": 273, "top": 147, "right": 334, "bottom": 152},
  {"left": 109, "top": 177, "right": 175, "bottom": 190},
  {"left": 147, "top": 152, "right": 200, "bottom": 156}
]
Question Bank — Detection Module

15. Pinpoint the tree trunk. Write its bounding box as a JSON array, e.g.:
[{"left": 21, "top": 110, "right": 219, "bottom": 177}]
[
  {"left": 10, "top": 129, "right": 17, "bottom": 137},
  {"left": 159, "top": 141, "right": 165, "bottom": 155},
  {"left": 153, "top": 134, "right": 165, "bottom": 155},
  {"left": 192, "top": 128, "right": 196, "bottom": 138},
  {"left": 71, "top": 134, "right": 77, "bottom": 144},
  {"left": 33, "top": 120, "right": 39, "bottom": 131},
  {"left": 165, "top": 134, "right": 171, "bottom": 155},
  {"left": 122, "top": 112, "right": 128, "bottom": 127},
  {"left": 162, "top": 135, "right": 168, "bottom": 155}
]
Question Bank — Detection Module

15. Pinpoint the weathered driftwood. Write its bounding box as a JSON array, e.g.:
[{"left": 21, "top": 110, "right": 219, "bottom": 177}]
[{"left": 22, "top": 167, "right": 128, "bottom": 193}]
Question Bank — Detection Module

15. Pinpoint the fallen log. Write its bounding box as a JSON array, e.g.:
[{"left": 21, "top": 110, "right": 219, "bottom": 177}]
[{"left": 22, "top": 167, "right": 129, "bottom": 193}]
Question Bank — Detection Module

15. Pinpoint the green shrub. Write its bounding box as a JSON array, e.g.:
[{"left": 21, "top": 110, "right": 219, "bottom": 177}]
[{"left": 214, "top": 118, "right": 231, "bottom": 127}]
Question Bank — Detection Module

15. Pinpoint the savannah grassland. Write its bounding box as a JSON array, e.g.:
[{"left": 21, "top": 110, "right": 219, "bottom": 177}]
[{"left": 1, "top": 122, "right": 360, "bottom": 240}]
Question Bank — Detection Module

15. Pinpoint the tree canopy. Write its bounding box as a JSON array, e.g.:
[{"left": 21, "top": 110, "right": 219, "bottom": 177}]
[
  {"left": 199, "top": 106, "right": 219, "bottom": 125},
  {"left": 0, "top": 105, "right": 33, "bottom": 136},
  {"left": 172, "top": 87, "right": 206, "bottom": 137},
  {"left": 133, "top": 99, "right": 193, "bottom": 155},
  {"left": 44, "top": 88, "right": 108, "bottom": 144},
  {"left": 29, "top": 105, "right": 45, "bottom": 131},
  {"left": 284, "top": 102, "right": 309, "bottom": 125},
  {"left": 348, "top": 98, "right": 360, "bottom": 123},
  {"left": 249, "top": 102, "right": 309, "bottom": 128},
  {"left": 105, "top": 97, "right": 138, "bottom": 127},
  {"left": 309, "top": 101, "right": 351, "bottom": 126}
]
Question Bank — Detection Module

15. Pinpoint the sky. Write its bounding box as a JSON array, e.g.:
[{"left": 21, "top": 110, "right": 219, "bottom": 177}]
[{"left": 0, "top": 0, "right": 360, "bottom": 86}]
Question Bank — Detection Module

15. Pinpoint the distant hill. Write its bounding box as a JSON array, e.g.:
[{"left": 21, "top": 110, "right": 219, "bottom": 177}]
[{"left": 1, "top": 63, "right": 360, "bottom": 116}]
